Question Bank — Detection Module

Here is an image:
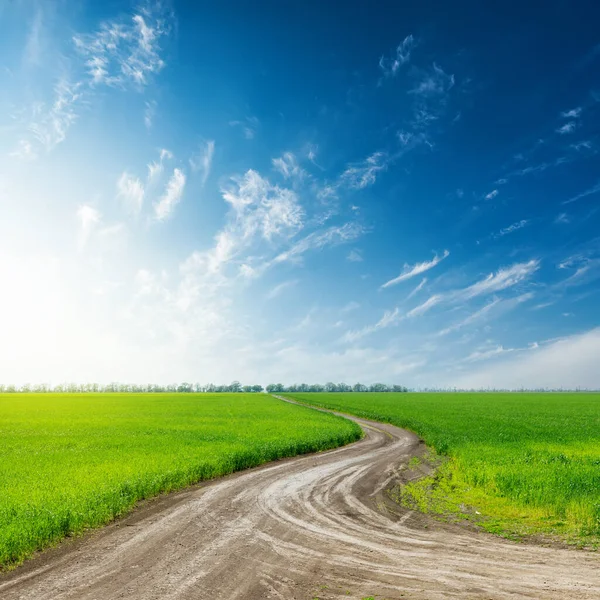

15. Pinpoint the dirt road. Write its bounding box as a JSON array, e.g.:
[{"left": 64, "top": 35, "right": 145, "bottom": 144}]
[{"left": 1, "top": 408, "right": 598, "bottom": 600}]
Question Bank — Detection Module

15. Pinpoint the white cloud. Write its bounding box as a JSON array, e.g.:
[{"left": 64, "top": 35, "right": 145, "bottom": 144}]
[
  {"left": 484, "top": 189, "right": 499, "bottom": 201},
  {"left": 555, "top": 212, "right": 570, "bottom": 224},
  {"left": 343, "top": 307, "right": 402, "bottom": 342},
  {"left": 341, "top": 301, "right": 360, "bottom": 313},
  {"left": 117, "top": 172, "right": 145, "bottom": 215},
  {"left": 439, "top": 298, "right": 501, "bottom": 336},
  {"left": 10, "top": 139, "right": 37, "bottom": 161},
  {"left": 561, "top": 107, "right": 581, "bottom": 118},
  {"left": 222, "top": 170, "right": 304, "bottom": 242},
  {"left": 15, "top": 6, "right": 172, "bottom": 157},
  {"left": 340, "top": 152, "right": 389, "bottom": 189},
  {"left": 265, "top": 279, "right": 298, "bottom": 300},
  {"left": 24, "top": 8, "right": 43, "bottom": 66},
  {"left": 272, "top": 152, "right": 305, "bottom": 180},
  {"left": 77, "top": 205, "right": 101, "bottom": 249},
  {"left": 465, "top": 344, "right": 513, "bottom": 362},
  {"left": 229, "top": 116, "right": 259, "bottom": 139},
  {"left": 27, "top": 79, "right": 82, "bottom": 152},
  {"left": 73, "top": 7, "right": 169, "bottom": 87},
  {"left": 409, "top": 63, "right": 454, "bottom": 97},
  {"left": 556, "top": 121, "right": 576, "bottom": 134},
  {"left": 379, "top": 34, "right": 416, "bottom": 76},
  {"left": 458, "top": 260, "right": 539, "bottom": 299},
  {"left": 570, "top": 140, "right": 592, "bottom": 152},
  {"left": 190, "top": 140, "right": 215, "bottom": 186},
  {"left": 154, "top": 168, "right": 186, "bottom": 221},
  {"left": 448, "top": 328, "right": 600, "bottom": 389},
  {"left": 144, "top": 100, "right": 156, "bottom": 129},
  {"left": 273, "top": 222, "right": 364, "bottom": 264},
  {"left": 406, "top": 294, "right": 442, "bottom": 318},
  {"left": 347, "top": 249, "right": 363, "bottom": 262},
  {"left": 563, "top": 181, "right": 600, "bottom": 205},
  {"left": 494, "top": 219, "right": 529, "bottom": 238},
  {"left": 407, "top": 277, "right": 427, "bottom": 299},
  {"left": 381, "top": 250, "right": 449, "bottom": 289}
]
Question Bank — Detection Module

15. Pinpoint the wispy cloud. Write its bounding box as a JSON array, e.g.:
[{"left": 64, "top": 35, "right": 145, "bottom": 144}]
[
  {"left": 117, "top": 172, "right": 145, "bottom": 215},
  {"left": 222, "top": 169, "right": 304, "bottom": 242},
  {"left": 14, "top": 4, "right": 172, "bottom": 157},
  {"left": 406, "top": 294, "right": 442, "bottom": 317},
  {"left": 407, "top": 277, "right": 427, "bottom": 299},
  {"left": 147, "top": 148, "right": 172, "bottom": 184},
  {"left": 274, "top": 222, "right": 364, "bottom": 264},
  {"left": 381, "top": 250, "right": 449, "bottom": 289},
  {"left": 341, "top": 301, "right": 360, "bottom": 313},
  {"left": 343, "top": 306, "right": 402, "bottom": 342},
  {"left": 340, "top": 152, "right": 389, "bottom": 189},
  {"left": 409, "top": 63, "right": 454, "bottom": 97},
  {"left": 379, "top": 34, "right": 416, "bottom": 77},
  {"left": 190, "top": 140, "right": 215, "bottom": 186},
  {"left": 458, "top": 260, "right": 539, "bottom": 300},
  {"left": 272, "top": 152, "right": 305, "bottom": 180},
  {"left": 77, "top": 205, "right": 101, "bottom": 250},
  {"left": 154, "top": 169, "right": 186, "bottom": 221},
  {"left": 556, "top": 121, "right": 576, "bottom": 134},
  {"left": 229, "top": 116, "right": 259, "bottom": 139},
  {"left": 10, "top": 139, "right": 37, "bottom": 161},
  {"left": 563, "top": 181, "right": 600, "bottom": 204},
  {"left": 484, "top": 189, "right": 499, "bottom": 201},
  {"left": 23, "top": 8, "right": 43, "bottom": 66},
  {"left": 73, "top": 6, "right": 170, "bottom": 87},
  {"left": 465, "top": 344, "right": 513, "bottom": 362},
  {"left": 144, "top": 100, "right": 156, "bottom": 129},
  {"left": 346, "top": 249, "right": 363, "bottom": 262},
  {"left": 27, "top": 79, "right": 82, "bottom": 151},
  {"left": 265, "top": 279, "right": 298, "bottom": 300},
  {"left": 494, "top": 219, "right": 529, "bottom": 238},
  {"left": 555, "top": 212, "right": 570, "bottom": 224},
  {"left": 561, "top": 107, "right": 582, "bottom": 118},
  {"left": 439, "top": 298, "right": 501, "bottom": 336},
  {"left": 345, "top": 260, "right": 539, "bottom": 344}
]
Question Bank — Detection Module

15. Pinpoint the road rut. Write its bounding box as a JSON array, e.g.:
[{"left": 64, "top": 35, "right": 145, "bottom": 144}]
[{"left": 1, "top": 405, "right": 598, "bottom": 599}]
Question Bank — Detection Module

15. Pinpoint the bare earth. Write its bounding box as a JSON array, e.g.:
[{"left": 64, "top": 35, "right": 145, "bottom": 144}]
[{"left": 1, "top": 410, "right": 598, "bottom": 600}]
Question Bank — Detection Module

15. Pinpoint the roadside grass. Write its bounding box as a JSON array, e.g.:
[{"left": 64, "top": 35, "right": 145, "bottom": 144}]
[
  {"left": 0, "top": 393, "right": 361, "bottom": 569},
  {"left": 284, "top": 392, "right": 600, "bottom": 547}
]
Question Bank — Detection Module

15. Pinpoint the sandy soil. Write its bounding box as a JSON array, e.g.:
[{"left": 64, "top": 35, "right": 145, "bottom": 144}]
[{"left": 0, "top": 407, "right": 598, "bottom": 600}]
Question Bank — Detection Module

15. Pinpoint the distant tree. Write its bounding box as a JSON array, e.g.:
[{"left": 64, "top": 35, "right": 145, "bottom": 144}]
[
  {"left": 369, "top": 383, "right": 389, "bottom": 392},
  {"left": 251, "top": 384, "right": 264, "bottom": 393}
]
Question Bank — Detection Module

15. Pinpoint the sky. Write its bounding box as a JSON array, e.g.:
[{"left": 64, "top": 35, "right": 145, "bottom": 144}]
[{"left": 1, "top": 0, "right": 599, "bottom": 389}]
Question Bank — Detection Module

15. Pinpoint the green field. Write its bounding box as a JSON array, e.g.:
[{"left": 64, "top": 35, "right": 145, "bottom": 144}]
[
  {"left": 0, "top": 393, "right": 361, "bottom": 569},
  {"left": 285, "top": 392, "right": 600, "bottom": 546}
]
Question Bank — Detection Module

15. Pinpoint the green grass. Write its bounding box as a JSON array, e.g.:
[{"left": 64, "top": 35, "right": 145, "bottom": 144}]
[
  {"left": 0, "top": 393, "right": 361, "bottom": 569},
  {"left": 285, "top": 392, "right": 600, "bottom": 547}
]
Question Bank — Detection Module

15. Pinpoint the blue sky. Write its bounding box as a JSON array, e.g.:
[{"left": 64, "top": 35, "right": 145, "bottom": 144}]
[{"left": 1, "top": 0, "right": 599, "bottom": 388}]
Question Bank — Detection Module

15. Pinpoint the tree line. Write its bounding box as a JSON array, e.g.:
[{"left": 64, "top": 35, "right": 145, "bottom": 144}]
[{"left": 0, "top": 382, "right": 408, "bottom": 393}]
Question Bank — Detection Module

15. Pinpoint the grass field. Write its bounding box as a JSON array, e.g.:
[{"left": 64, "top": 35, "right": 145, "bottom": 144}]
[
  {"left": 285, "top": 392, "right": 600, "bottom": 547},
  {"left": 0, "top": 393, "right": 361, "bottom": 569}
]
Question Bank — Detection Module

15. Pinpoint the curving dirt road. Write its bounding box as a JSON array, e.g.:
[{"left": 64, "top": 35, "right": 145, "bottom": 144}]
[{"left": 1, "top": 406, "right": 598, "bottom": 600}]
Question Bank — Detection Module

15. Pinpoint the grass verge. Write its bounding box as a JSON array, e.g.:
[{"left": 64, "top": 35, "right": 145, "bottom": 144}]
[
  {"left": 0, "top": 393, "right": 361, "bottom": 569},
  {"left": 285, "top": 392, "right": 600, "bottom": 549}
]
